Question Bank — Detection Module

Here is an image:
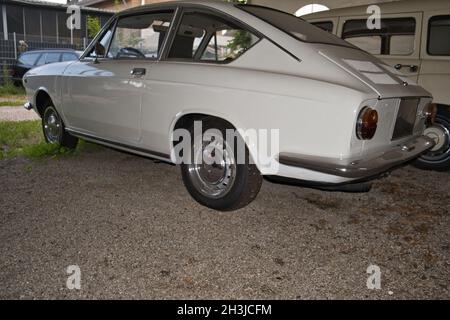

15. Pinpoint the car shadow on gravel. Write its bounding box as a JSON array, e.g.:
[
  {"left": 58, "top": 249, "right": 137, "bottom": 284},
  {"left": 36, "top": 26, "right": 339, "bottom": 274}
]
[{"left": 0, "top": 146, "right": 448, "bottom": 299}]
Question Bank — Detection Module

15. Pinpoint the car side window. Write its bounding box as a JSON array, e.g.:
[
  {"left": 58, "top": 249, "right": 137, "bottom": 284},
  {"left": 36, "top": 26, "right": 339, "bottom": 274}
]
[
  {"left": 108, "top": 11, "right": 174, "bottom": 59},
  {"left": 85, "top": 26, "right": 115, "bottom": 59},
  {"left": 168, "top": 11, "right": 260, "bottom": 63},
  {"left": 428, "top": 15, "right": 450, "bottom": 56},
  {"left": 312, "top": 21, "right": 334, "bottom": 33},
  {"left": 36, "top": 53, "right": 47, "bottom": 66},
  {"left": 45, "top": 52, "right": 61, "bottom": 64},
  {"left": 61, "top": 53, "right": 78, "bottom": 62},
  {"left": 342, "top": 18, "right": 416, "bottom": 55},
  {"left": 18, "top": 52, "right": 40, "bottom": 66}
]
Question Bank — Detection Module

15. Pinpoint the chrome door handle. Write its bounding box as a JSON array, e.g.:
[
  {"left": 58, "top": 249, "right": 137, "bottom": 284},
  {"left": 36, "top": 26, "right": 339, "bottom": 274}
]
[
  {"left": 394, "top": 64, "right": 418, "bottom": 72},
  {"left": 130, "top": 67, "right": 146, "bottom": 77}
]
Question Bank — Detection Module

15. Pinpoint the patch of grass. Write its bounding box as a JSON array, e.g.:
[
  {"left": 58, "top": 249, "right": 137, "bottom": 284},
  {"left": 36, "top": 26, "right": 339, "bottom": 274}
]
[
  {"left": 0, "top": 83, "right": 25, "bottom": 96},
  {"left": 0, "top": 120, "right": 101, "bottom": 159},
  {"left": 0, "top": 100, "right": 25, "bottom": 107}
]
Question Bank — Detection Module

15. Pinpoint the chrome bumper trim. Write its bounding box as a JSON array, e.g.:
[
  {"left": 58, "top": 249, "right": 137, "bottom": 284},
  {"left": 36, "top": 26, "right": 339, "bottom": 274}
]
[
  {"left": 23, "top": 101, "right": 33, "bottom": 110},
  {"left": 278, "top": 136, "right": 435, "bottom": 179}
]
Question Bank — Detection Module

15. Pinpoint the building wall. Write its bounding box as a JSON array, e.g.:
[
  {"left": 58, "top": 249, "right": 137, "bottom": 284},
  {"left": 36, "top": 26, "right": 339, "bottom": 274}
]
[
  {"left": 84, "top": 0, "right": 399, "bottom": 14},
  {"left": 248, "top": 0, "right": 399, "bottom": 14},
  {"left": 0, "top": 1, "right": 112, "bottom": 44},
  {"left": 86, "top": 0, "right": 175, "bottom": 12}
]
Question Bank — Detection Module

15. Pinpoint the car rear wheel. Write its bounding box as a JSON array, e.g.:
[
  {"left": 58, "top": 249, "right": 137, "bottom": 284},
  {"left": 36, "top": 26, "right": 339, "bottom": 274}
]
[
  {"left": 42, "top": 105, "right": 78, "bottom": 149},
  {"left": 414, "top": 107, "right": 449, "bottom": 171},
  {"left": 180, "top": 119, "right": 262, "bottom": 211}
]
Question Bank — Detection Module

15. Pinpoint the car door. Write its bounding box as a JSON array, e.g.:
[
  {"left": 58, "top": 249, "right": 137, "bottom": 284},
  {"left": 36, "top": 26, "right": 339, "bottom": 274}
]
[
  {"left": 338, "top": 12, "right": 422, "bottom": 82},
  {"left": 419, "top": 11, "right": 450, "bottom": 106},
  {"left": 62, "top": 10, "right": 175, "bottom": 144},
  {"left": 138, "top": 8, "right": 261, "bottom": 155}
]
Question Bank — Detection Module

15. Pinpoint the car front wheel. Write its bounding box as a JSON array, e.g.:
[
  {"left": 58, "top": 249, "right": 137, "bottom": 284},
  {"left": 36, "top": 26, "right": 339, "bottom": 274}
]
[
  {"left": 42, "top": 104, "right": 78, "bottom": 149},
  {"left": 180, "top": 119, "right": 262, "bottom": 211}
]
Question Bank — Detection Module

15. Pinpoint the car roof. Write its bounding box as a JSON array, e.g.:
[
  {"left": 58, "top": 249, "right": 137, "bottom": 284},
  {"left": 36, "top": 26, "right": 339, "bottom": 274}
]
[
  {"left": 117, "top": 0, "right": 236, "bottom": 16},
  {"left": 20, "top": 49, "right": 77, "bottom": 55},
  {"left": 303, "top": 0, "right": 450, "bottom": 19}
]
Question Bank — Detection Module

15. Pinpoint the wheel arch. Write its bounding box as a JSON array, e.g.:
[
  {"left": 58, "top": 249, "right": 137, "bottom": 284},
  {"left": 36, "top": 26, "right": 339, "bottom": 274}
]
[
  {"left": 168, "top": 110, "right": 263, "bottom": 172},
  {"left": 33, "top": 87, "right": 53, "bottom": 117}
]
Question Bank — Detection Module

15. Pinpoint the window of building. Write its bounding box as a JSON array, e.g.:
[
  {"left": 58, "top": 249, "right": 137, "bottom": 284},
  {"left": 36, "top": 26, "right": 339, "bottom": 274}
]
[
  {"left": 58, "top": 12, "right": 71, "bottom": 43},
  {"left": 295, "top": 4, "right": 329, "bottom": 17},
  {"left": 0, "top": 6, "right": 4, "bottom": 37},
  {"left": 342, "top": 18, "right": 416, "bottom": 55},
  {"left": 168, "top": 11, "right": 260, "bottom": 62},
  {"left": 428, "top": 15, "right": 450, "bottom": 56},
  {"left": 41, "top": 10, "right": 58, "bottom": 42},
  {"left": 108, "top": 11, "right": 174, "bottom": 59},
  {"left": 6, "top": 5, "right": 24, "bottom": 35},
  {"left": 24, "top": 7, "right": 41, "bottom": 39}
]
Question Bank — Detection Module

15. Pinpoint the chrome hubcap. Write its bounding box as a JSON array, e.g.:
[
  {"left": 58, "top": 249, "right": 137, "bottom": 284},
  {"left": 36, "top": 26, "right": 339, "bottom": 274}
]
[
  {"left": 187, "top": 132, "right": 236, "bottom": 199},
  {"left": 43, "top": 107, "right": 62, "bottom": 143},
  {"left": 421, "top": 118, "right": 450, "bottom": 162}
]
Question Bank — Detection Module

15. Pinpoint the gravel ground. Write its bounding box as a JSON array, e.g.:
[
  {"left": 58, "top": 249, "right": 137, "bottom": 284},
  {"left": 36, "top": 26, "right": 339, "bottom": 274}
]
[
  {"left": 0, "top": 147, "right": 449, "bottom": 299},
  {"left": 0, "top": 107, "right": 40, "bottom": 121}
]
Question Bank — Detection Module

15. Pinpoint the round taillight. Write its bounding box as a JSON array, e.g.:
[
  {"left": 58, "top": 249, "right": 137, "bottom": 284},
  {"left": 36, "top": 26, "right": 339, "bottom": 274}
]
[
  {"left": 356, "top": 107, "right": 378, "bottom": 140},
  {"left": 423, "top": 103, "right": 437, "bottom": 126}
]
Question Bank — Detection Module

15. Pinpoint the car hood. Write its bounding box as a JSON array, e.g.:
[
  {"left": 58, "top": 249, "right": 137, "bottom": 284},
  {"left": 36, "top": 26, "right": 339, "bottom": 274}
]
[
  {"left": 312, "top": 44, "right": 432, "bottom": 99},
  {"left": 24, "top": 60, "right": 76, "bottom": 78}
]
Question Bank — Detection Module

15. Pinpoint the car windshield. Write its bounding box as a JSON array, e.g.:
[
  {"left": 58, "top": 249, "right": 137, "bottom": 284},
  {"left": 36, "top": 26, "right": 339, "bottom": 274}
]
[{"left": 238, "top": 5, "right": 356, "bottom": 49}]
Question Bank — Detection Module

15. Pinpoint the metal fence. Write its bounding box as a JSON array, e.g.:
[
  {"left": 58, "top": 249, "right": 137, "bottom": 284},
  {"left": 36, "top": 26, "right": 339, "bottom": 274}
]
[{"left": 0, "top": 32, "right": 92, "bottom": 85}]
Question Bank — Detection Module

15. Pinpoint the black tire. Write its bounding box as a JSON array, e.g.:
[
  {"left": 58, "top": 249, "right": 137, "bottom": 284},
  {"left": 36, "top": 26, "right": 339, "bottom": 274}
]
[
  {"left": 180, "top": 118, "right": 262, "bottom": 211},
  {"left": 41, "top": 104, "right": 78, "bottom": 149},
  {"left": 413, "top": 107, "right": 449, "bottom": 171}
]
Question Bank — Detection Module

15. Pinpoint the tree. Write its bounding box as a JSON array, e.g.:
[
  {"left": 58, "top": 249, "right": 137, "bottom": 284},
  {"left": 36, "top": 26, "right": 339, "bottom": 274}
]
[
  {"left": 87, "top": 16, "right": 101, "bottom": 38},
  {"left": 226, "top": 0, "right": 251, "bottom": 55}
]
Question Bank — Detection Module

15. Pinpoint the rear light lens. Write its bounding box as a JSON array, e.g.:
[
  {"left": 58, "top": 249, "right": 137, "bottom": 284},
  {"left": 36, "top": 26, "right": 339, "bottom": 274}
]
[
  {"left": 423, "top": 103, "right": 437, "bottom": 126},
  {"left": 356, "top": 107, "right": 378, "bottom": 140}
]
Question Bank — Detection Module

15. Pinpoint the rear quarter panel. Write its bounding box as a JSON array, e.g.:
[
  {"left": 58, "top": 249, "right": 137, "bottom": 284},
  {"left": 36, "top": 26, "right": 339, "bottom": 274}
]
[{"left": 139, "top": 45, "right": 369, "bottom": 175}]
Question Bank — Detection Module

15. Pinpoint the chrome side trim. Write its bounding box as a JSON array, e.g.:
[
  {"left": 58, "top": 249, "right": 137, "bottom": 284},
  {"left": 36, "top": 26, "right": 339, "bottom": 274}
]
[
  {"left": 278, "top": 135, "right": 435, "bottom": 179},
  {"left": 66, "top": 128, "right": 172, "bottom": 162}
]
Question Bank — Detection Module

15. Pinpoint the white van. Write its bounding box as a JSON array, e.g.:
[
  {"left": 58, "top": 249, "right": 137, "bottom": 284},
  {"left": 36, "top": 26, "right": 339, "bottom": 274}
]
[{"left": 304, "top": 0, "right": 449, "bottom": 170}]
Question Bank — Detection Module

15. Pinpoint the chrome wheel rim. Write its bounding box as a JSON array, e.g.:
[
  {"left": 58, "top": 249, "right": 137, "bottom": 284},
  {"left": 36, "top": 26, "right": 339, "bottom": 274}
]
[
  {"left": 187, "top": 132, "right": 236, "bottom": 199},
  {"left": 43, "top": 107, "right": 62, "bottom": 144},
  {"left": 421, "top": 117, "right": 450, "bottom": 163}
]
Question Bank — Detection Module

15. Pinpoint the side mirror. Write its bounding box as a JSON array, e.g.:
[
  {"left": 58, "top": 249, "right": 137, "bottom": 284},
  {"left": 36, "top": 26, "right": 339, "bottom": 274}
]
[{"left": 95, "top": 42, "right": 106, "bottom": 57}]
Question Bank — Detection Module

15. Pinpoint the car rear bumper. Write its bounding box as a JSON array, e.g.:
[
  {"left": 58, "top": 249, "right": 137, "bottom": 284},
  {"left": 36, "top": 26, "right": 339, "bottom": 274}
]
[{"left": 278, "top": 135, "right": 435, "bottom": 179}]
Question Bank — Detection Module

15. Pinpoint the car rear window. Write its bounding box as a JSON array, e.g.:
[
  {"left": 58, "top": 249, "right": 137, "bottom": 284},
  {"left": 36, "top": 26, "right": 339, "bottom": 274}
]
[
  {"left": 238, "top": 5, "right": 354, "bottom": 49},
  {"left": 18, "top": 52, "right": 40, "bottom": 65}
]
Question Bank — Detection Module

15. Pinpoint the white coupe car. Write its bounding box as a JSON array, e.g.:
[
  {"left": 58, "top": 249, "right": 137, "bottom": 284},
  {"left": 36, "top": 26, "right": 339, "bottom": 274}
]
[{"left": 23, "top": 1, "right": 436, "bottom": 210}]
